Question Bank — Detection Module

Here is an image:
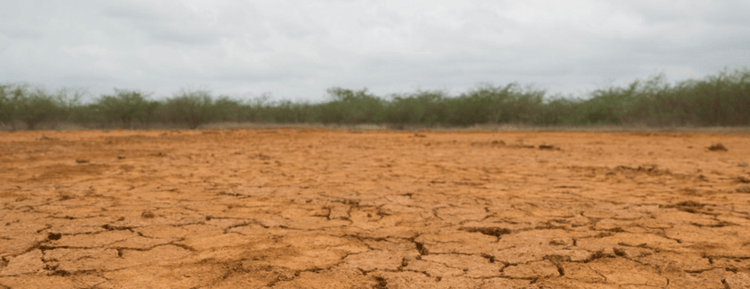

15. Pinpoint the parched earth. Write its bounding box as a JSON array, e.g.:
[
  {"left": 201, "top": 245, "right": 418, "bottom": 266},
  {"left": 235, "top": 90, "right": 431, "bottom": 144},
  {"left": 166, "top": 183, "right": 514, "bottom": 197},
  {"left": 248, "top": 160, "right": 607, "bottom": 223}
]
[{"left": 1, "top": 128, "right": 750, "bottom": 288}]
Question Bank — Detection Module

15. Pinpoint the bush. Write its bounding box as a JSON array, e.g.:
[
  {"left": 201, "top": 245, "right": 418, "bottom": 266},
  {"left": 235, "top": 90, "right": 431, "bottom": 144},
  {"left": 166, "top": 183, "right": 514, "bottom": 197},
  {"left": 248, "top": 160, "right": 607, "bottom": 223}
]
[
  {"left": 139, "top": 100, "right": 162, "bottom": 125},
  {"left": 536, "top": 96, "right": 579, "bottom": 126},
  {"left": 162, "top": 89, "right": 215, "bottom": 129},
  {"left": 7, "top": 84, "right": 64, "bottom": 130},
  {"left": 445, "top": 83, "right": 545, "bottom": 126},
  {"left": 675, "top": 68, "right": 750, "bottom": 126},
  {"left": 0, "top": 84, "right": 22, "bottom": 129},
  {"left": 262, "top": 100, "right": 314, "bottom": 123},
  {"left": 212, "top": 96, "right": 243, "bottom": 123},
  {"left": 385, "top": 90, "right": 448, "bottom": 127},
  {"left": 93, "top": 89, "right": 151, "bottom": 129},
  {"left": 319, "top": 88, "right": 386, "bottom": 124}
]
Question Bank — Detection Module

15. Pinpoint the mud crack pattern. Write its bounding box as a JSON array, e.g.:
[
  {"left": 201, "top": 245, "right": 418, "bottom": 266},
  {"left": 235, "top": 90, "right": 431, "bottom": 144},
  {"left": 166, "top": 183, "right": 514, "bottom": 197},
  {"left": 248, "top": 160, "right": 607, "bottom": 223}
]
[{"left": 1, "top": 129, "right": 750, "bottom": 288}]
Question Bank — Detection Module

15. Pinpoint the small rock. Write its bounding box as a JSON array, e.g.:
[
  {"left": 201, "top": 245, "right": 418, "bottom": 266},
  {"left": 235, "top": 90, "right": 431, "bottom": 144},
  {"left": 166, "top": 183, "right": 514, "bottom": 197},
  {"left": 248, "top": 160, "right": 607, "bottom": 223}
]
[
  {"left": 539, "top": 144, "right": 556, "bottom": 150},
  {"left": 141, "top": 210, "right": 155, "bottom": 219},
  {"left": 707, "top": 143, "right": 727, "bottom": 151}
]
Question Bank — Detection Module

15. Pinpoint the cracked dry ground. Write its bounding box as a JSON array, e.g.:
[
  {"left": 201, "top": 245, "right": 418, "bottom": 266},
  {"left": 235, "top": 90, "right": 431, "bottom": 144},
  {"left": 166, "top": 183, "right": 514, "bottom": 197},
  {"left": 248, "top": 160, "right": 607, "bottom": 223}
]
[{"left": 1, "top": 129, "right": 750, "bottom": 289}]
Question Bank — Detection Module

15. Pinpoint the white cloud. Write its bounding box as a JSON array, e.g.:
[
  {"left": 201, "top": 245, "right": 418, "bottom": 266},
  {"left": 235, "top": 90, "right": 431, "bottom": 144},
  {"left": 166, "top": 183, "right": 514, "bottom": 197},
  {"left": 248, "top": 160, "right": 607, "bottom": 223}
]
[{"left": 0, "top": 0, "right": 748, "bottom": 102}]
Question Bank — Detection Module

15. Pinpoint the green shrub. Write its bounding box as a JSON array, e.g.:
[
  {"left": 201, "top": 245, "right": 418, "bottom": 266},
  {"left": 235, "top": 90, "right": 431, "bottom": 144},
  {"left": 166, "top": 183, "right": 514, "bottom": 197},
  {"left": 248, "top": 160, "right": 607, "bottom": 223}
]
[
  {"left": 319, "top": 88, "right": 386, "bottom": 124},
  {"left": 0, "top": 84, "right": 22, "bottom": 129},
  {"left": 138, "top": 100, "right": 162, "bottom": 125},
  {"left": 6, "top": 84, "right": 64, "bottom": 130},
  {"left": 163, "top": 89, "right": 214, "bottom": 129},
  {"left": 94, "top": 89, "right": 152, "bottom": 129},
  {"left": 385, "top": 90, "right": 449, "bottom": 127},
  {"left": 675, "top": 68, "right": 750, "bottom": 126},
  {"left": 585, "top": 68, "right": 750, "bottom": 127},
  {"left": 536, "top": 96, "right": 580, "bottom": 126},
  {"left": 212, "top": 96, "right": 243, "bottom": 123},
  {"left": 261, "top": 100, "right": 314, "bottom": 123},
  {"left": 444, "top": 83, "right": 545, "bottom": 126},
  {"left": 54, "top": 88, "right": 86, "bottom": 124}
]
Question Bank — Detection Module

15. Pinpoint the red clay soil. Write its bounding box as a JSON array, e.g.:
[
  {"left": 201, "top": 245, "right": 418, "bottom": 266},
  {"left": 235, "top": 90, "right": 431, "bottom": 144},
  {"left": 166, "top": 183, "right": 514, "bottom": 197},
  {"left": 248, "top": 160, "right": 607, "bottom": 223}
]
[{"left": 1, "top": 128, "right": 750, "bottom": 288}]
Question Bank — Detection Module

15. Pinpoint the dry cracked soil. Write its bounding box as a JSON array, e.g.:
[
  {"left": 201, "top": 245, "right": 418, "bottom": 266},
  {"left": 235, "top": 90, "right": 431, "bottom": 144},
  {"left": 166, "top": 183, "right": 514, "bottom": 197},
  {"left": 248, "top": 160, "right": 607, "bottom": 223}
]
[{"left": 1, "top": 128, "right": 750, "bottom": 289}]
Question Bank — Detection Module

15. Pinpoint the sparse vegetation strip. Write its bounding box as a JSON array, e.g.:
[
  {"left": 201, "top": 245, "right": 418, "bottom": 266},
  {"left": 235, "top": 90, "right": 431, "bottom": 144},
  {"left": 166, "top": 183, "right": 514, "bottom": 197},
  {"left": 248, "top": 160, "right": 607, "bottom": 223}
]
[{"left": 1, "top": 67, "right": 748, "bottom": 130}]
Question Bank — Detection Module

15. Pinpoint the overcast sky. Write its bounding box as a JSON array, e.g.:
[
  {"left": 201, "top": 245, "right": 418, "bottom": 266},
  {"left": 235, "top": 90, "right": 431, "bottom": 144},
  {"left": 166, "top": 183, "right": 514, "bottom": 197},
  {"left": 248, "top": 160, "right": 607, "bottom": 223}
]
[{"left": 1, "top": 0, "right": 749, "bottom": 102}]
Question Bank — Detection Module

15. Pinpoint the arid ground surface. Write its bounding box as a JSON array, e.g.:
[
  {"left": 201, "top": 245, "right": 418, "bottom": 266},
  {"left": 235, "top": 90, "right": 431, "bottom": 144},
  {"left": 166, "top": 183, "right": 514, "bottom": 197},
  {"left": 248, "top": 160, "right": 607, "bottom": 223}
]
[{"left": 1, "top": 128, "right": 750, "bottom": 288}]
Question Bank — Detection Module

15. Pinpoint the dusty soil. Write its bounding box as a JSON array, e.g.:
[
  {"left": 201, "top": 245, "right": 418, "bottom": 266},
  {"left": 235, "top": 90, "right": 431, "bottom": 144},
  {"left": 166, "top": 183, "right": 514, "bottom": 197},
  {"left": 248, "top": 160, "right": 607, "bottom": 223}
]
[{"left": 1, "top": 128, "right": 750, "bottom": 289}]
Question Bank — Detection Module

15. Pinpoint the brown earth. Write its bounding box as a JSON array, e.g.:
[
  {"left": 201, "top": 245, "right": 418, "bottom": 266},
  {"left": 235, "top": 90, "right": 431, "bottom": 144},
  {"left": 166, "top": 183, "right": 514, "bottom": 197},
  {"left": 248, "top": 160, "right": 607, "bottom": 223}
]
[{"left": 1, "top": 128, "right": 750, "bottom": 289}]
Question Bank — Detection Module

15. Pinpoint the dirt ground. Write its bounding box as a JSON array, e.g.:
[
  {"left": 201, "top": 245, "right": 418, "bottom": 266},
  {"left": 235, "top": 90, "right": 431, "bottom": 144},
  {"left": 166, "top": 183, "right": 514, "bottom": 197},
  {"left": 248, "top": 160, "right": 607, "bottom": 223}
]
[{"left": 1, "top": 128, "right": 749, "bottom": 289}]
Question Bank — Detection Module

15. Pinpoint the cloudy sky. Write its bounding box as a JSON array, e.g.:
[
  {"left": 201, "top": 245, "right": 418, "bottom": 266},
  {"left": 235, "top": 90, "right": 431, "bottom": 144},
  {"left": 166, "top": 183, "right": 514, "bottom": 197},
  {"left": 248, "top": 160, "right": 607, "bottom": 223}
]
[{"left": 1, "top": 0, "right": 749, "bottom": 102}]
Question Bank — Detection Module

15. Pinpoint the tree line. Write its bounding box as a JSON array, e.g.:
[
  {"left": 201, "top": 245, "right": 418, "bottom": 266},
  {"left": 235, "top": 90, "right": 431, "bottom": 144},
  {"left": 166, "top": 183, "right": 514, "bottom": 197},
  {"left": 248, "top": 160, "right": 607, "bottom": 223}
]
[{"left": 1, "top": 67, "right": 748, "bottom": 130}]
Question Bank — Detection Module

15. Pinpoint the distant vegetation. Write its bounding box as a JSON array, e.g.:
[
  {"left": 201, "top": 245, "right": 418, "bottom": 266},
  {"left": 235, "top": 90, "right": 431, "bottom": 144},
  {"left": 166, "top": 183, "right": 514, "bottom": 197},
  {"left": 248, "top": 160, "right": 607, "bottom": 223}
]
[{"left": 1, "top": 67, "right": 748, "bottom": 130}]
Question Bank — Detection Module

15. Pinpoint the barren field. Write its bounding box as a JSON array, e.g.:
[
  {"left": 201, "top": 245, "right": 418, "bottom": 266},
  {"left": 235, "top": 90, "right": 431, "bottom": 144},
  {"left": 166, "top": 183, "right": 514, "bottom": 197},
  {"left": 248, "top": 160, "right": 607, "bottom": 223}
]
[{"left": 1, "top": 128, "right": 750, "bottom": 288}]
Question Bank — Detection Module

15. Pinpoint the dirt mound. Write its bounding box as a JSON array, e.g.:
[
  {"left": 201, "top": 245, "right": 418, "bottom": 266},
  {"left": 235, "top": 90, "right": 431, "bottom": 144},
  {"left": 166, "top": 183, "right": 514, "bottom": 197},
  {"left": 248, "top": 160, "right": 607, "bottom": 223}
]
[{"left": 1, "top": 129, "right": 749, "bottom": 288}]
